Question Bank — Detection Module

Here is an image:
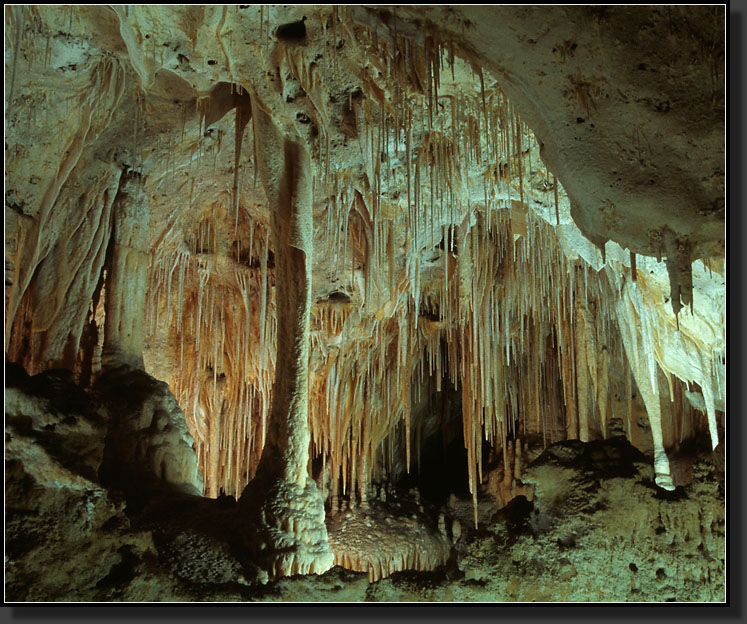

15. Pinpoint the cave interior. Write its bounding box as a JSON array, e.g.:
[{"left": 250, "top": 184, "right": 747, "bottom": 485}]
[{"left": 4, "top": 5, "right": 726, "bottom": 603}]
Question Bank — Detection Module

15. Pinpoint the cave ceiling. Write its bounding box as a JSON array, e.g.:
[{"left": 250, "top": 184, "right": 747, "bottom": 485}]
[{"left": 4, "top": 5, "right": 725, "bottom": 506}]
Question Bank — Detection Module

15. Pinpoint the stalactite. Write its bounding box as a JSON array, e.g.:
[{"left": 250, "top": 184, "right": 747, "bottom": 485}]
[
  {"left": 574, "top": 299, "right": 591, "bottom": 442},
  {"left": 699, "top": 353, "right": 720, "bottom": 451},
  {"left": 553, "top": 174, "right": 560, "bottom": 226},
  {"left": 259, "top": 231, "right": 269, "bottom": 370}
]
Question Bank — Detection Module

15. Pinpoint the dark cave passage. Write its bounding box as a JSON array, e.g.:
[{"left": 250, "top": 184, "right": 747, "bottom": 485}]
[{"left": 396, "top": 420, "right": 484, "bottom": 508}]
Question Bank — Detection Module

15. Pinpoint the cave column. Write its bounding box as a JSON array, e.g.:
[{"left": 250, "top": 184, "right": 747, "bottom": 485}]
[
  {"left": 96, "top": 171, "right": 203, "bottom": 497},
  {"left": 257, "top": 110, "right": 314, "bottom": 486},
  {"left": 101, "top": 172, "right": 150, "bottom": 370},
  {"left": 237, "top": 101, "right": 333, "bottom": 579}
]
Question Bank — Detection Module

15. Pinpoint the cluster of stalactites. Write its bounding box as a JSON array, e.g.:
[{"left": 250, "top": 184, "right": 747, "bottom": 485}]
[
  {"left": 148, "top": 197, "right": 715, "bottom": 513},
  {"left": 306, "top": 209, "right": 636, "bottom": 525},
  {"left": 142, "top": 13, "right": 622, "bottom": 510},
  {"left": 146, "top": 214, "right": 277, "bottom": 498},
  {"left": 139, "top": 9, "right": 719, "bottom": 514},
  {"left": 314, "top": 13, "right": 539, "bottom": 311}
]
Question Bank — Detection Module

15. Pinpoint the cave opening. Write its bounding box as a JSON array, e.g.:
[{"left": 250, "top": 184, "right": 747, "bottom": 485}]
[
  {"left": 395, "top": 411, "right": 476, "bottom": 508},
  {"left": 275, "top": 16, "right": 307, "bottom": 42},
  {"left": 392, "top": 364, "right": 480, "bottom": 509}
]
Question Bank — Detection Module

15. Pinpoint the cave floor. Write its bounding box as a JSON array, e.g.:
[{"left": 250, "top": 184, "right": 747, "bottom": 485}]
[{"left": 5, "top": 370, "right": 724, "bottom": 603}]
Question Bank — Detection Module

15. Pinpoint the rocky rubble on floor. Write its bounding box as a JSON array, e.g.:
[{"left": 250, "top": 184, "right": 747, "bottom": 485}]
[
  {"left": 454, "top": 436, "right": 725, "bottom": 602},
  {"left": 5, "top": 365, "right": 164, "bottom": 601}
]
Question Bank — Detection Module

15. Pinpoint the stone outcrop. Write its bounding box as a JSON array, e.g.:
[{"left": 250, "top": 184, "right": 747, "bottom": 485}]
[
  {"left": 5, "top": 366, "right": 157, "bottom": 601},
  {"left": 95, "top": 366, "right": 203, "bottom": 497}
]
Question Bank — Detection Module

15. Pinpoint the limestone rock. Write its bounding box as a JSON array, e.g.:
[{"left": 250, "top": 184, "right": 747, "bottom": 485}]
[
  {"left": 95, "top": 366, "right": 203, "bottom": 497},
  {"left": 5, "top": 375, "right": 157, "bottom": 601}
]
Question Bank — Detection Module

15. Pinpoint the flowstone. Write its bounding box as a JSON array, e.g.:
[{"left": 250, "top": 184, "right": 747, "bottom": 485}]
[
  {"left": 238, "top": 473, "right": 334, "bottom": 580},
  {"left": 326, "top": 491, "right": 452, "bottom": 582}
]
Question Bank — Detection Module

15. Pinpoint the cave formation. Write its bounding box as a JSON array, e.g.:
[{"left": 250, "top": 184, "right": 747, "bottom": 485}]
[{"left": 4, "top": 5, "right": 726, "bottom": 602}]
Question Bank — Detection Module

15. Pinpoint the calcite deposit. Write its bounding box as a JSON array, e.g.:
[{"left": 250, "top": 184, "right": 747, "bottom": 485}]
[
  {"left": 5, "top": 5, "right": 725, "bottom": 602},
  {"left": 326, "top": 487, "right": 452, "bottom": 583}
]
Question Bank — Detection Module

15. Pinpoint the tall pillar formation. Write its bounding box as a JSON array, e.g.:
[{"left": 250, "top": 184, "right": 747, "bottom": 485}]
[
  {"left": 237, "top": 102, "right": 334, "bottom": 580},
  {"left": 102, "top": 171, "right": 150, "bottom": 371},
  {"left": 97, "top": 170, "right": 203, "bottom": 497}
]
